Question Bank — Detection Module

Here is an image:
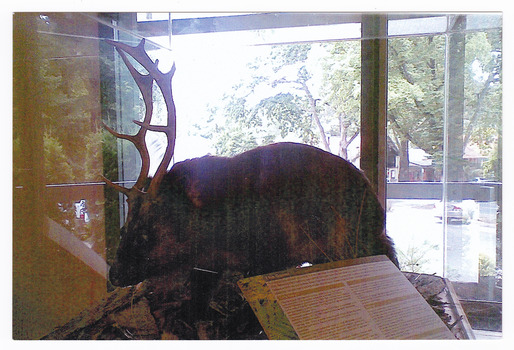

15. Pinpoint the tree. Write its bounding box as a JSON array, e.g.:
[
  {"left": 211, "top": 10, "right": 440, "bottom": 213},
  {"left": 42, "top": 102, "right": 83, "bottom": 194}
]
[
  {"left": 36, "top": 17, "right": 105, "bottom": 184},
  {"left": 28, "top": 14, "right": 116, "bottom": 255},
  {"left": 463, "top": 31, "right": 502, "bottom": 181},
  {"left": 387, "top": 31, "right": 501, "bottom": 182},
  {"left": 321, "top": 41, "right": 361, "bottom": 161},
  {"left": 202, "top": 44, "right": 317, "bottom": 156},
  {"left": 200, "top": 27, "right": 501, "bottom": 180},
  {"left": 388, "top": 35, "right": 446, "bottom": 181},
  {"left": 43, "top": 132, "right": 75, "bottom": 184},
  {"left": 204, "top": 42, "right": 362, "bottom": 161}
]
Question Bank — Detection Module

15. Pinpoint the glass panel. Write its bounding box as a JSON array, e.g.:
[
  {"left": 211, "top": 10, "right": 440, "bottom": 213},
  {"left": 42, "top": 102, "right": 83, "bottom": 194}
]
[
  {"left": 167, "top": 18, "right": 363, "bottom": 164},
  {"left": 445, "top": 22, "right": 502, "bottom": 333},
  {"left": 13, "top": 13, "right": 112, "bottom": 339},
  {"left": 386, "top": 14, "right": 502, "bottom": 334},
  {"left": 35, "top": 13, "right": 108, "bottom": 262},
  {"left": 13, "top": 13, "right": 176, "bottom": 338},
  {"left": 13, "top": 12, "right": 365, "bottom": 339},
  {"left": 387, "top": 33, "right": 446, "bottom": 274},
  {"left": 14, "top": 12, "right": 502, "bottom": 339},
  {"left": 388, "top": 15, "right": 447, "bottom": 36}
]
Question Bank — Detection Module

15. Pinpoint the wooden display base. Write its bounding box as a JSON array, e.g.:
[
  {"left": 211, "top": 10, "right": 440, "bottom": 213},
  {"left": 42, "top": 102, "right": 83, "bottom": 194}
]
[{"left": 43, "top": 255, "right": 473, "bottom": 340}]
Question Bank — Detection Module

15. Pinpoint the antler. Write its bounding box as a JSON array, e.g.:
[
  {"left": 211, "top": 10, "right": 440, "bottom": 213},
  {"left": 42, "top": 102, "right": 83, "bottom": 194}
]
[{"left": 102, "top": 39, "right": 176, "bottom": 197}]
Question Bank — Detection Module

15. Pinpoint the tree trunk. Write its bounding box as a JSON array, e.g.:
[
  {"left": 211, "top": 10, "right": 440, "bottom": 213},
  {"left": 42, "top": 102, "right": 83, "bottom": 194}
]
[
  {"left": 338, "top": 115, "right": 348, "bottom": 159},
  {"left": 398, "top": 139, "right": 410, "bottom": 182},
  {"left": 301, "top": 82, "right": 330, "bottom": 151},
  {"left": 446, "top": 16, "right": 466, "bottom": 183}
]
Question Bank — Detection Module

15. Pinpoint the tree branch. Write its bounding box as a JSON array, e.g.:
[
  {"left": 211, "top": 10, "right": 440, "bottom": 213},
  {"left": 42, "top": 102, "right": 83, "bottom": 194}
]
[
  {"left": 463, "top": 73, "right": 495, "bottom": 149},
  {"left": 299, "top": 81, "right": 330, "bottom": 151},
  {"left": 274, "top": 77, "right": 330, "bottom": 151}
]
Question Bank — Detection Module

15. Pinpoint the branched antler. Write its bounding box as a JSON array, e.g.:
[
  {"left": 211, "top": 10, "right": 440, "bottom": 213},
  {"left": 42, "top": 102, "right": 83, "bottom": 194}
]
[{"left": 101, "top": 39, "right": 176, "bottom": 198}]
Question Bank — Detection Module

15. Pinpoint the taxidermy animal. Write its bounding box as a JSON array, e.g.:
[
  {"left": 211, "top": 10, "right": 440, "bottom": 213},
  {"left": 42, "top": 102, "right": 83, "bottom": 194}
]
[{"left": 102, "top": 39, "right": 398, "bottom": 288}]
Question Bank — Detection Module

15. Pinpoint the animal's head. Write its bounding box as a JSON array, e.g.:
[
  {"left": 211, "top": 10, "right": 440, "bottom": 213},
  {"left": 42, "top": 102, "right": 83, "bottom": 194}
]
[
  {"left": 108, "top": 192, "right": 181, "bottom": 286},
  {"left": 108, "top": 193, "right": 153, "bottom": 286},
  {"left": 101, "top": 39, "right": 177, "bottom": 287}
]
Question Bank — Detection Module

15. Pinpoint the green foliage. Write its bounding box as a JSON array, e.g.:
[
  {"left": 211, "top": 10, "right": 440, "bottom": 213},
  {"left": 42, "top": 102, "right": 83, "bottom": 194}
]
[
  {"left": 464, "top": 32, "right": 502, "bottom": 158},
  {"left": 204, "top": 42, "right": 362, "bottom": 159},
  {"left": 388, "top": 35, "right": 446, "bottom": 164},
  {"left": 387, "top": 32, "right": 501, "bottom": 180},
  {"left": 30, "top": 15, "right": 138, "bottom": 262},
  {"left": 321, "top": 41, "right": 361, "bottom": 159},
  {"left": 204, "top": 44, "right": 323, "bottom": 156},
  {"left": 479, "top": 253, "right": 496, "bottom": 277},
  {"left": 204, "top": 31, "right": 501, "bottom": 172},
  {"left": 323, "top": 41, "right": 361, "bottom": 117},
  {"left": 37, "top": 37, "right": 104, "bottom": 184},
  {"left": 398, "top": 241, "right": 439, "bottom": 273},
  {"left": 268, "top": 44, "right": 311, "bottom": 72},
  {"left": 214, "top": 127, "right": 259, "bottom": 157},
  {"left": 43, "top": 132, "right": 75, "bottom": 184},
  {"left": 482, "top": 142, "right": 501, "bottom": 181},
  {"left": 252, "top": 93, "right": 313, "bottom": 141}
]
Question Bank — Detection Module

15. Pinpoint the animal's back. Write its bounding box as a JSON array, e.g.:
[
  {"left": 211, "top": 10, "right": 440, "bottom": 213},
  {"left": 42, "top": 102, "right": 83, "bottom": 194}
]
[{"left": 162, "top": 142, "right": 397, "bottom": 276}]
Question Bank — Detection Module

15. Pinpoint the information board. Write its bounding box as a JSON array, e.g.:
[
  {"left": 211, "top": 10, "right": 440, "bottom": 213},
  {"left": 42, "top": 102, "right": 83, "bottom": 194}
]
[{"left": 238, "top": 255, "right": 455, "bottom": 340}]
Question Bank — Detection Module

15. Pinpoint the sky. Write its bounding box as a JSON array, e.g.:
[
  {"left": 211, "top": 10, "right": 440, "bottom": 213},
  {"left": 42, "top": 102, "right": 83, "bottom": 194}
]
[{"left": 144, "top": 17, "right": 366, "bottom": 166}]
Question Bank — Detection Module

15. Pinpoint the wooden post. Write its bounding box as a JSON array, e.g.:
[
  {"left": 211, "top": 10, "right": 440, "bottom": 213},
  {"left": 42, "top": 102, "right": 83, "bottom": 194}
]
[{"left": 361, "top": 15, "right": 388, "bottom": 208}]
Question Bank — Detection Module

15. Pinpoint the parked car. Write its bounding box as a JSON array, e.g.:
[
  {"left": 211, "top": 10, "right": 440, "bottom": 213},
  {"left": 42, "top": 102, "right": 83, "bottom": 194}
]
[
  {"left": 435, "top": 200, "right": 476, "bottom": 224},
  {"left": 74, "top": 199, "right": 90, "bottom": 223}
]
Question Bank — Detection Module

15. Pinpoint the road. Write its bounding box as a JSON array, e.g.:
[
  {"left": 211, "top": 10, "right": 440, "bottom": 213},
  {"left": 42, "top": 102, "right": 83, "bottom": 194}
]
[{"left": 386, "top": 199, "right": 498, "bottom": 282}]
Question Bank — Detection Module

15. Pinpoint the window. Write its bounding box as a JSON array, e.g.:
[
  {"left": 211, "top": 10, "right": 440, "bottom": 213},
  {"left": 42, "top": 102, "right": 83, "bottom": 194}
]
[
  {"left": 386, "top": 14, "right": 502, "bottom": 334},
  {"left": 13, "top": 12, "right": 502, "bottom": 339}
]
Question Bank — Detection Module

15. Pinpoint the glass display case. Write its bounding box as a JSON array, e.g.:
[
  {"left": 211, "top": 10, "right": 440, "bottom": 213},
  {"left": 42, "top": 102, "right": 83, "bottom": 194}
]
[{"left": 13, "top": 12, "right": 502, "bottom": 339}]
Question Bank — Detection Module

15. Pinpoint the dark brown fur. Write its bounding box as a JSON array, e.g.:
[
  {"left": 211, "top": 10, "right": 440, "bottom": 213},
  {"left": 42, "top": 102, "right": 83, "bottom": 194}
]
[{"left": 109, "top": 142, "right": 397, "bottom": 287}]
